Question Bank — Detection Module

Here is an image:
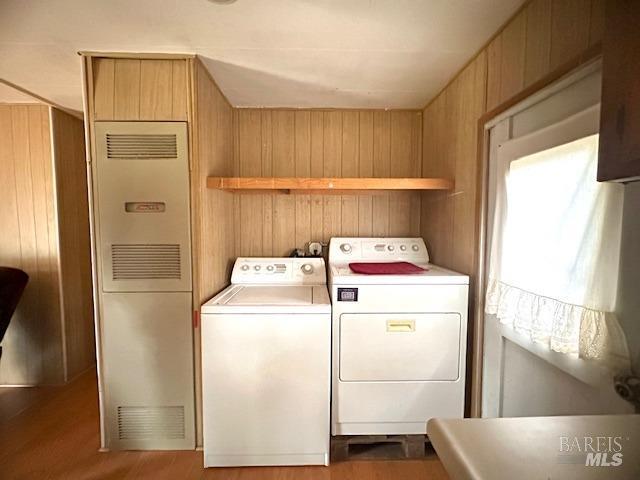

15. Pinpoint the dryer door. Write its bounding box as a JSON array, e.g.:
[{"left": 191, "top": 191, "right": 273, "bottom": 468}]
[{"left": 339, "top": 313, "right": 461, "bottom": 382}]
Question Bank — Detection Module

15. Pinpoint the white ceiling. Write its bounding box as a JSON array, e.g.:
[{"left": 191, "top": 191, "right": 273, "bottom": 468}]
[
  {"left": 0, "top": 83, "right": 40, "bottom": 104},
  {"left": 0, "top": 0, "right": 525, "bottom": 111}
]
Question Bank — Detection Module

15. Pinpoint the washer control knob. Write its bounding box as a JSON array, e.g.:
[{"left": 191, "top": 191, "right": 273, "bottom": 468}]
[
  {"left": 301, "top": 263, "right": 314, "bottom": 275},
  {"left": 254, "top": 265, "right": 261, "bottom": 271},
  {"left": 340, "top": 243, "right": 352, "bottom": 254},
  {"left": 241, "top": 264, "right": 249, "bottom": 271},
  {"left": 266, "top": 265, "right": 274, "bottom": 272},
  {"left": 400, "top": 245, "right": 407, "bottom": 251},
  {"left": 387, "top": 245, "right": 395, "bottom": 252},
  {"left": 412, "top": 244, "right": 420, "bottom": 252}
]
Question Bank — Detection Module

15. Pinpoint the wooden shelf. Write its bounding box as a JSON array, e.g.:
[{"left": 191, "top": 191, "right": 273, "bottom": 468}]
[{"left": 206, "top": 177, "right": 454, "bottom": 194}]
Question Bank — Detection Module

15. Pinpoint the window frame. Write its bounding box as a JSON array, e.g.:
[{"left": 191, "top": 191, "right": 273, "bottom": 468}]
[{"left": 480, "top": 66, "right": 617, "bottom": 418}]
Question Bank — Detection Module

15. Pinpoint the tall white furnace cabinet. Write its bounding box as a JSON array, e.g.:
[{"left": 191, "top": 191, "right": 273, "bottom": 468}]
[{"left": 91, "top": 122, "right": 195, "bottom": 450}]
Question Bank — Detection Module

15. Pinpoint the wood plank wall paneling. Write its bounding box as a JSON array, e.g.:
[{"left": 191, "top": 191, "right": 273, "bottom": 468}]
[
  {"left": 50, "top": 108, "right": 95, "bottom": 379},
  {"left": 499, "top": 10, "right": 527, "bottom": 102},
  {"left": 92, "top": 58, "right": 188, "bottom": 121},
  {"left": 420, "top": 0, "right": 605, "bottom": 415},
  {"left": 421, "top": 54, "right": 486, "bottom": 274},
  {"left": 421, "top": 0, "right": 604, "bottom": 276},
  {"left": 192, "top": 59, "right": 236, "bottom": 303},
  {"left": 524, "top": 0, "right": 552, "bottom": 87},
  {"left": 233, "top": 109, "right": 423, "bottom": 256},
  {"left": 0, "top": 105, "right": 64, "bottom": 385},
  {"left": 549, "top": 0, "right": 592, "bottom": 70},
  {"left": 0, "top": 105, "right": 94, "bottom": 386},
  {"left": 588, "top": 0, "right": 606, "bottom": 47}
]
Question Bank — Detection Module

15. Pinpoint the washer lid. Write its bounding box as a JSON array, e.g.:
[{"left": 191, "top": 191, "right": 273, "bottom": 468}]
[
  {"left": 201, "top": 284, "right": 331, "bottom": 314},
  {"left": 225, "top": 285, "right": 312, "bottom": 306}
]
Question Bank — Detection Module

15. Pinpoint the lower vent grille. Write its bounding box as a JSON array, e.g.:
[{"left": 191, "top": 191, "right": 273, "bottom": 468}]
[
  {"left": 111, "top": 244, "right": 181, "bottom": 280},
  {"left": 117, "top": 406, "right": 185, "bottom": 440}
]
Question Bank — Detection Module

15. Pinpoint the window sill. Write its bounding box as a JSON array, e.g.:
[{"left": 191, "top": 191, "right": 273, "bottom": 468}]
[{"left": 497, "top": 321, "right": 616, "bottom": 389}]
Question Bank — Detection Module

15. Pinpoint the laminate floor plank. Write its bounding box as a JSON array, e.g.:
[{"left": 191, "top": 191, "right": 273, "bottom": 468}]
[
  {"left": 0, "top": 370, "right": 449, "bottom": 480},
  {"left": 0, "top": 386, "right": 48, "bottom": 426}
]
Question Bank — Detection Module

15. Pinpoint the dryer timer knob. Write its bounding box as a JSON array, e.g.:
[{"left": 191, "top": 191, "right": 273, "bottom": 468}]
[
  {"left": 340, "top": 243, "right": 352, "bottom": 253},
  {"left": 301, "top": 263, "right": 314, "bottom": 275}
]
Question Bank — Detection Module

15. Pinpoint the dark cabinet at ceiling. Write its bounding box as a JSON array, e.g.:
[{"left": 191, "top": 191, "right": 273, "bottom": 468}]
[{"left": 598, "top": 0, "right": 640, "bottom": 182}]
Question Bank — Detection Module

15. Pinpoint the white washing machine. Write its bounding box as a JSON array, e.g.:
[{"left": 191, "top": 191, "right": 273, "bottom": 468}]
[
  {"left": 328, "top": 238, "right": 469, "bottom": 436},
  {"left": 201, "top": 257, "right": 330, "bottom": 467}
]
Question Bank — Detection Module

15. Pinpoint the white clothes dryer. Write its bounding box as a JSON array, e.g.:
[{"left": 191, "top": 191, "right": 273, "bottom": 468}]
[{"left": 328, "top": 238, "right": 469, "bottom": 436}]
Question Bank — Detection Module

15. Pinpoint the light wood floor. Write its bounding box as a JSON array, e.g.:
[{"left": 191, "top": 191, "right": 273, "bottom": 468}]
[{"left": 0, "top": 370, "right": 450, "bottom": 479}]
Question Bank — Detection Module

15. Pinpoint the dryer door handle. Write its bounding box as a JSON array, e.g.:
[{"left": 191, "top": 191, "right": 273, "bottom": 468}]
[{"left": 386, "top": 319, "right": 416, "bottom": 332}]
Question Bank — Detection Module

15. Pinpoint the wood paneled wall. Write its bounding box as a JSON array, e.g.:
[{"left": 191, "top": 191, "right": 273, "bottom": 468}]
[
  {"left": 0, "top": 104, "right": 92, "bottom": 385},
  {"left": 233, "top": 109, "right": 423, "bottom": 256},
  {"left": 51, "top": 108, "right": 95, "bottom": 379},
  {"left": 421, "top": 54, "right": 487, "bottom": 276},
  {"left": 421, "top": 0, "right": 605, "bottom": 276},
  {"left": 191, "top": 59, "right": 236, "bottom": 304},
  {"left": 0, "top": 104, "right": 62, "bottom": 385},
  {"left": 91, "top": 58, "right": 188, "bottom": 121}
]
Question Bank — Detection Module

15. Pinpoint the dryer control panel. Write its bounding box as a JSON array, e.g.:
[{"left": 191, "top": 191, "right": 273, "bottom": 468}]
[
  {"left": 231, "top": 257, "right": 327, "bottom": 285},
  {"left": 329, "top": 238, "right": 429, "bottom": 264}
]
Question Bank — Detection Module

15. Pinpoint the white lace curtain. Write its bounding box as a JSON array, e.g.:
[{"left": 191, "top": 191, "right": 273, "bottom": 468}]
[{"left": 486, "top": 133, "right": 630, "bottom": 370}]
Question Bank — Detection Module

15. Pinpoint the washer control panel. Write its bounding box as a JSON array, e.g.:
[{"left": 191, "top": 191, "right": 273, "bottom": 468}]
[
  {"left": 231, "top": 257, "right": 326, "bottom": 285},
  {"left": 330, "top": 238, "right": 429, "bottom": 263}
]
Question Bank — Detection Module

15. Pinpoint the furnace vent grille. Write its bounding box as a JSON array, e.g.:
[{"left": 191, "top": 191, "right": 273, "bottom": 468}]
[
  {"left": 106, "top": 134, "right": 178, "bottom": 159},
  {"left": 117, "top": 406, "right": 185, "bottom": 440},
  {"left": 111, "top": 244, "right": 181, "bottom": 280}
]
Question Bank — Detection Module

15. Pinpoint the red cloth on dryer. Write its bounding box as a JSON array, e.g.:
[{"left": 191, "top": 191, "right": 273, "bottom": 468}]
[{"left": 348, "top": 262, "right": 427, "bottom": 275}]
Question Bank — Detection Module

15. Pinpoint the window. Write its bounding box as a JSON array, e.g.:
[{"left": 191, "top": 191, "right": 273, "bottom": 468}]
[{"left": 486, "top": 118, "right": 629, "bottom": 370}]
